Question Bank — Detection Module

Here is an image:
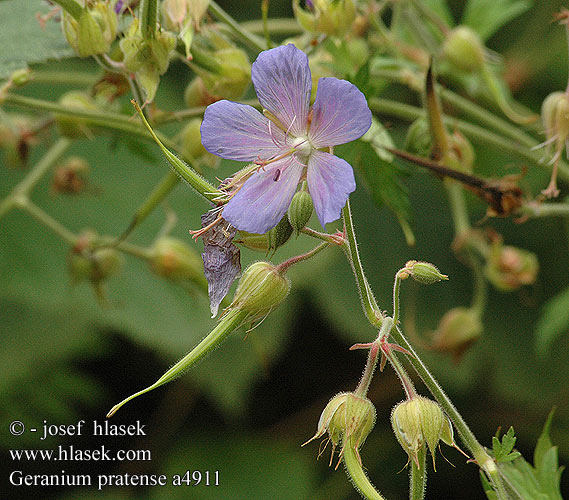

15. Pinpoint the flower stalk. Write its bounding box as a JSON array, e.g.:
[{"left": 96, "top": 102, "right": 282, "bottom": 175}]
[{"left": 343, "top": 437, "right": 386, "bottom": 500}]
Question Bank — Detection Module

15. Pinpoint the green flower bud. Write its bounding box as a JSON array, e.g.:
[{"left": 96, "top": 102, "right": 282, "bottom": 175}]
[
  {"left": 161, "top": 0, "right": 188, "bottom": 29},
  {"left": 404, "top": 118, "right": 432, "bottom": 157},
  {"left": 199, "top": 47, "right": 251, "bottom": 100},
  {"left": 230, "top": 261, "right": 290, "bottom": 321},
  {"left": 442, "top": 26, "right": 485, "bottom": 73},
  {"left": 68, "top": 231, "right": 122, "bottom": 286},
  {"left": 542, "top": 91, "right": 569, "bottom": 146},
  {"left": 52, "top": 156, "right": 89, "bottom": 194},
  {"left": 62, "top": 2, "right": 118, "bottom": 57},
  {"left": 304, "top": 392, "right": 376, "bottom": 463},
  {"left": 485, "top": 241, "right": 538, "bottom": 292},
  {"left": 288, "top": 190, "right": 314, "bottom": 234},
  {"left": 120, "top": 19, "right": 176, "bottom": 102},
  {"left": 149, "top": 237, "right": 204, "bottom": 282},
  {"left": 346, "top": 38, "right": 370, "bottom": 70},
  {"left": 184, "top": 77, "right": 216, "bottom": 107},
  {"left": 431, "top": 307, "right": 482, "bottom": 359},
  {"left": 446, "top": 130, "right": 475, "bottom": 173},
  {"left": 55, "top": 91, "right": 100, "bottom": 138},
  {"left": 403, "top": 260, "right": 448, "bottom": 285},
  {"left": 234, "top": 231, "right": 270, "bottom": 252},
  {"left": 177, "top": 118, "right": 217, "bottom": 167},
  {"left": 293, "top": 0, "right": 356, "bottom": 38},
  {"left": 267, "top": 215, "right": 294, "bottom": 254},
  {"left": 10, "top": 68, "right": 32, "bottom": 87},
  {"left": 391, "top": 396, "right": 447, "bottom": 468}
]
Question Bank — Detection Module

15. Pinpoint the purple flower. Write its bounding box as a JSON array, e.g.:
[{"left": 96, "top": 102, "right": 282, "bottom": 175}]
[{"left": 200, "top": 44, "right": 372, "bottom": 234}]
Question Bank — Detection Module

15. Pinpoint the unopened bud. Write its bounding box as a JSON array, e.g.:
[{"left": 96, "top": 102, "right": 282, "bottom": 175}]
[
  {"left": 267, "top": 215, "right": 294, "bottom": 254},
  {"left": 234, "top": 231, "right": 270, "bottom": 252},
  {"left": 150, "top": 237, "right": 204, "bottom": 282},
  {"left": 391, "top": 396, "right": 447, "bottom": 468},
  {"left": 199, "top": 47, "right": 251, "bottom": 100},
  {"left": 68, "top": 232, "right": 122, "bottom": 286},
  {"left": 120, "top": 19, "right": 176, "bottom": 102},
  {"left": 405, "top": 118, "right": 432, "bottom": 157},
  {"left": 55, "top": 91, "right": 100, "bottom": 138},
  {"left": 304, "top": 392, "right": 376, "bottom": 462},
  {"left": 293, "top": 0, "right": 356, "bottom": 38},
  {"left": 184, "top": 77, "right": 216, "bottom": 107},
  {"left": 485, "top": 242, "right": 538, "bottom": 292},
  {"left": 446, "top": 130, "right": 475, "bottom": 173},
  {"left": 403, "top": 260, "right": 448, "bottom": 285},
  {"left": 442, "top": 26, "right": 485, "bottom": 73},
  {"left": 52, "top": 156, "right": 89, "bottom": 194},
  {"left": 542, "top": 91, "right": 569, "bottom": 145},
  {"left": 288, "top": 190, "right": 313, "bottom": 234},
  {"left": 431, "top": 307, "right": 482, "bottom": 359},
  {"left": 230, "top": 261, "right": 290, "bottom": 321},
  {"left": 10, "top": 69, "right": 32, "bottom": 87},
  {"left": 62, "top": 2, "right": 118, "bottom": 57}
]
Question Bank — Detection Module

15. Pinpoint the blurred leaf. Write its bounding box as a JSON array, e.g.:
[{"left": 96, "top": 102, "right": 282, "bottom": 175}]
[
  {"left": 422, "top": 0, "right": 455, "bottom": 28},
  {"left": 336, "top": 136, "right": 413, "bottom": 244},
  {"left": 0, "top": 0, "right": 74, "bottom": 79},
  {"left": 462, "top": 0, "right": 533, "bottom": 41},
  {"left": 492, "top": 410, "right": 564, "bottom": 500},
  {"left": 535, "top": 286, "right": 569, "bottom": 356},
  {"left": 155, "top": 433, "right": 317, "bottom": 500}
]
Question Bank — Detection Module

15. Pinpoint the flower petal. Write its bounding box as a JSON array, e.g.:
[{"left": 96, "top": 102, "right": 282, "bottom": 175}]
[
  {"left": 201, "top": 100, "right": 286, "bottom": 162},
  {"left": 307, "top": 150, "right": 356, "bottom": 227},
  {"left": 223, "top": 156, "right": 305, "bottom": 234},
  {"left": 308, "top": 78, "right": 372, "bottom": 148},
  {"left": 252, "top": 44, "right": 311, "bottom": 137}
]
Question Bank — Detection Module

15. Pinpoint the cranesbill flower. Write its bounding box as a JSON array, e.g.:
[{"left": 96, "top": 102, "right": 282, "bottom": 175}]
[{"left": 200, "top": 44, "right": 372, "bottom": 234}]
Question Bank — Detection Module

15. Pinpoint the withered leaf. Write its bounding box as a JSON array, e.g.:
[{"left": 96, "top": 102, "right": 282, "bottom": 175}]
[{"left": 201, "top": 210, "right": 241, "bottom": 317}]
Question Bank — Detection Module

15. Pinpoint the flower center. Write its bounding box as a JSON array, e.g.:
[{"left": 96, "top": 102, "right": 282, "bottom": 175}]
[{"left": 291, "top": 135, "right": 313, "bottom": 161}]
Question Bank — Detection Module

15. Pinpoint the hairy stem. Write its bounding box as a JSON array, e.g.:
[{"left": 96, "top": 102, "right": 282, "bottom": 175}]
[
  {"left": 208, "top": 1, "right": 266, "bottom": 52},
  {"left": 343, "top": 439, "right": 386, "bottom": 500},
  {"left": 342, "top": 199, "right": 383, "bottom": 328},
  {"left": 409, "top": 447, "right": 427, "bottom": 500}
]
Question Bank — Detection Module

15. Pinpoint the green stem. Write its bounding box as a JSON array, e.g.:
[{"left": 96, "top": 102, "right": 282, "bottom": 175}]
[
  {"left": 17, "top": 199, "right": 78, "bottom": 245},
  {"left": 341, "top": 199, "right": 383, "bottom": 328},
  {"left": 208, "top": 1, "right": 266, "bottom": 52},
  {"left": 343, "top": 440, "right": 386, "bottom": 500},
  {"left": 107, "top": 309, "right": 248, "bottom": 418},
  {"left": 31, "top": 71, "right": 98, "bottom": 86},
  {"left": 520, "top": 201, "right": 569, "bottom": 218},
  {"left": 132, "top": 100, "right": 220, "bottom": 202},
  {"left": 240, "top": 18, "right": 302, "bottom": 37},
  {"left": 140, "top": 0, "right": 158, "bottom": 39},
  {"left": 409, "top": 447, "right": 427, "bottom": 500},
  {"left": 369, "top": 98, "right": 569, "bottom": 182},
  {"left": 392, "top": 271, "right": 403, "bottom": 327},
  {"left": 445, "top": 181, "right": 470, "bottom": 236},
  {"left": 115, "top": 171, "right": 180, "bottom": 244},
  {"left": 390, "top": 325, "right": 496, "bottom": 478},
  {"left": 0, "top": 137, "right": 72, "bottom": 219},
  {"left": 261, "top": 0, "right": 272, "bottom": 49},
  {"left": 276, "top": 242, "right": 329, "bottom": 273},
  {"left": 51, "top": 0, "right": 82, "bottom": 20},
  {"left": 300, "top": 227, "right": 345, "bottom": 245}
]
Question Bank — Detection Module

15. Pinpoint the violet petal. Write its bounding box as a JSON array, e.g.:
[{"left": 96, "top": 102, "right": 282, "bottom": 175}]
[
  {"left": 307, "top": 150, "right": 356, "bottom": 228},
  {"left": 308, "top": 77, "right": 372, "bottom": 148},
  {"left": 201, "top": 100, "right": 286, "bottom": 162},
  {"left": 223, "top": 156, "right": 305, "bottom": 234},
  {"left": 252, "top": 44, "right": 311, "bottom": 137}
]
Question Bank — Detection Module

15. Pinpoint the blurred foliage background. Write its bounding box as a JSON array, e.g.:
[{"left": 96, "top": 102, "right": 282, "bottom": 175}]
[{"left": 1, "top": 1, "right": 568, "bottom": 499}]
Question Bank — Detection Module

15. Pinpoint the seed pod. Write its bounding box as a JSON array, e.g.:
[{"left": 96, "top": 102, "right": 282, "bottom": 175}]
[
  {"left": 288, "top": 190, "right": 313, "bottom": 235},
  {"left": 442, "top": 26, "right": 485, "bottom": 73},
  {"left": 230, "top": 261, "right": 290, "bottom": 322}
]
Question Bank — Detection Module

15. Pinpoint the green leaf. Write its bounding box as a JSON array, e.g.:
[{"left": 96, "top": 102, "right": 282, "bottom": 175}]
[
  {"left": 493, "top": 427, "right": 521, "bottom": 463},
  {"left": 336, "top": 133, "right": 414, "bottom": 245},
  {"left": 535, "top": 286, "right": 569, "bottom": 356},
  {"left": 0, "top": 0, "right": 74, "bottom": 79},
  {"left": 462, "top": 0, "right": 533, "bottom": 41},
  {"left": 491, "top": 411, "right": 565, "bottom": 500}
]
